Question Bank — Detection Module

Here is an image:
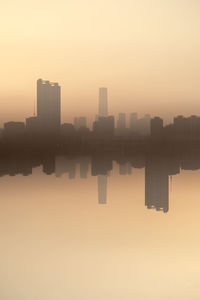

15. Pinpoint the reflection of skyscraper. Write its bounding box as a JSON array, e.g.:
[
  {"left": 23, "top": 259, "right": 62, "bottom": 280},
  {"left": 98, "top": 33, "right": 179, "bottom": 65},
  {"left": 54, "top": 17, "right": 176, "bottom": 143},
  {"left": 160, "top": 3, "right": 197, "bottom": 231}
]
[
  {"left": 99, "top": 87, "right": 108, "bottom": 117},
  {"left": 98, "top": 175, "right": 107, "bottom": 204},
  {"left": 55, "top": 156, "right": 76, "bottom": 179},
  {"left": 37, "top": 79, "right": 61, "bottom": 133},
  {"left": 145, "top": 156, "right": 169, "bottom": 213},
  {"left": 43, "top": 155, "right": 55, "bottom": 175},
  {"left": 79, "top": 157, "right": 90, "bottom": 179},
  {"left": 119, "top": 161, "right": 132, "bottom": 175}
]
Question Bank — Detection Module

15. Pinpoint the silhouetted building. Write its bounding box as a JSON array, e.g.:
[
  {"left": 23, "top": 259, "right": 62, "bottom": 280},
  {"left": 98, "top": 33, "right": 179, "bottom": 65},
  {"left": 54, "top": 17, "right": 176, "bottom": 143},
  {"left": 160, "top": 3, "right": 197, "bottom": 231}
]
[
  {"left": 99, "top": 87, "right": 108, "bottom": 117},
  {"left": 137, "top": 114, "right": 151, "bottom": 136},
  {"left": 173, "top": 115, "right": 186, "bottom": 138},
  {"left": 130, "top": 113, "right": 138, "bottom": 132},
  {"left": 74, "top": 117, "right": 78, "bottom": 130},
  {"left": 151, "top": 117, "right": 163, "bottom": 137},
  {"left": 61, "top": 123, "right": 76, "bottom": 137},
  {"left": 37, "top": 79, "right": 61, "bottom": 134},
  {"left": 4, "top": 122, "right": 25, "bottom": 138},
  {"left": 78, "top": 117, "right": 87, "bottom": 128},
  {"left": 116, "top": 113, "right": 126, "bottom": 136},
  {"left": 26, "top": 116, "right": 39, "bottom": 134},
  {"left": 173, "top": 115, "right": 200, "bottom": 140},
  {"left": 74, "top": 117, "right": 87, "bottom": 129},
  {"left": 189, "top": 115, "right": 200, "bottom": 139},
  {"left": 93, "top": 116, "right": 114, "bottom": 138}
]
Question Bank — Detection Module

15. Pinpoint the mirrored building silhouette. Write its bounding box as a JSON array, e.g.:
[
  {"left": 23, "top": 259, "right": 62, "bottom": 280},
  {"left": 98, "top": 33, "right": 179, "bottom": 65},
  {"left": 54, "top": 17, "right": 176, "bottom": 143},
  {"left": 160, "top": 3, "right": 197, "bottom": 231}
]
[
  {"left": 98, "top": 175, "right": 107, "bottom": 204},
  {"left": 145, "top": 156, "right": 169, "bottom": 213}
]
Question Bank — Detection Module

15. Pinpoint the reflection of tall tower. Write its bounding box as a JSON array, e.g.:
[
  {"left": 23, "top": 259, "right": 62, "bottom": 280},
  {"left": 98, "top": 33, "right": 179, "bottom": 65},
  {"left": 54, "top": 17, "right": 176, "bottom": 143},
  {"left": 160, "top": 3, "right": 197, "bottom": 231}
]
[
  {"left": 145, "top": 157, "right": 169, "bottom": 213},
  {"left": 37, "top": 79, "right": 61, "bottom": 133},
  {"left": 99, "top": 87, "right": 108, "bottom": 117},
  {"left": 98, "top": 175, "right": 107, "bottom": 204}
]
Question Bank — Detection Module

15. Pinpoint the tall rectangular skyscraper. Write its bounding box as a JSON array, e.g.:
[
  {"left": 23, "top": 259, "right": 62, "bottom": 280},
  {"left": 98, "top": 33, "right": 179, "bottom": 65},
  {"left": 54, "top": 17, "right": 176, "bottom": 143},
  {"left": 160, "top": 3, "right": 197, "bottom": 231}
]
[
  {"left": 37, "top": 79, "right": 61, "bottom": 133},
  {"left": 98, "top": 87, "right": 108, "bottom": 117}
]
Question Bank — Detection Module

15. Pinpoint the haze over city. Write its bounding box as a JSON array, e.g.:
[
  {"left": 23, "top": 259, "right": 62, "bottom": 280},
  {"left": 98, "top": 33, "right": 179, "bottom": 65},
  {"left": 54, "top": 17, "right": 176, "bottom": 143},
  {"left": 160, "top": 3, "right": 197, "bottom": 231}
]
[{"left": 1, "top": 0, "right": 200, "bottom": 126}]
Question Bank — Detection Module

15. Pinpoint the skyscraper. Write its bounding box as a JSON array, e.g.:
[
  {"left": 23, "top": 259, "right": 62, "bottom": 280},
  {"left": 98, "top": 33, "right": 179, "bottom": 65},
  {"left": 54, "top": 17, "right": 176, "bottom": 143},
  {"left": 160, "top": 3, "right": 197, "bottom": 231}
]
[
  {"left": 37, "top": 79, "right": 61, "bottom": 134},
  {"left": 98, "top": 87, "right": 108, "bottom": 117}
]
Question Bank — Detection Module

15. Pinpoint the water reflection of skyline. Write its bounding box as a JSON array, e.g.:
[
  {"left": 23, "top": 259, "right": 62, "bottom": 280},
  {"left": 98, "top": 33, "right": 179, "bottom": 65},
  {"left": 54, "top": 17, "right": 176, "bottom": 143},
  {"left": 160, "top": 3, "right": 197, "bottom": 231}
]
[{"left": 1, "top": 150, "right": 200, "bottom": 213}]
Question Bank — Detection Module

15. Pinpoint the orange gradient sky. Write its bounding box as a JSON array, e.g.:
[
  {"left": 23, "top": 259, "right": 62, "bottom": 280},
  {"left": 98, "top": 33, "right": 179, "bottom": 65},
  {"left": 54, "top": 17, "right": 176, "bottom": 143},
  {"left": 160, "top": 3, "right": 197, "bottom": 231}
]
[{"left": 1, "top": 0, "right": 200, "bottom": 125}]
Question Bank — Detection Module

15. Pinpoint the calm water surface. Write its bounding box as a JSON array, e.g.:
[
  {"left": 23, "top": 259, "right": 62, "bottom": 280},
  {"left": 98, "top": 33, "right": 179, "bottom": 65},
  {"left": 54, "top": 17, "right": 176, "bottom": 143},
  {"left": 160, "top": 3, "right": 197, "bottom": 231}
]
[{"left": 0, "top": 162, "right": 200, "bottom": 300}]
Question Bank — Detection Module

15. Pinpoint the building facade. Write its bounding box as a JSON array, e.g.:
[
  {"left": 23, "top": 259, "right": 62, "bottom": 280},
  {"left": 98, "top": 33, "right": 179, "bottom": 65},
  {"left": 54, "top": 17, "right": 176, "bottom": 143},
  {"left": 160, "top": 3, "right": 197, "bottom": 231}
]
[{"left": 37, "top": 79, "right": 61, "bottom": 134}]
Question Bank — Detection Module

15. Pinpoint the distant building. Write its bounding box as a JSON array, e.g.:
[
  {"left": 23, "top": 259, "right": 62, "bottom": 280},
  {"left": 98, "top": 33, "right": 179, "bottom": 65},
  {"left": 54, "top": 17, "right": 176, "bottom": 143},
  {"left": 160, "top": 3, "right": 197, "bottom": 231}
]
[
  {"left": 4, "top": 122, "right": 25, "bottom": 138},
  {"left": 116, "top": 113, "right": 126, "bottom": 135},
  {"left": 137, "top": 114, "right": 151, "bottom": 136},
  {"left": 173, "top": 115, "right": 186, "bottom": 138},
  {"left": 61, "top": 123, "right": 75, "bottom": 137},
  {"left": 78, "top": 117, "right": 87, "bottom": 128},
  {"left": 99, "top": 87, "right": 108, "bottom": 117},
  {"left": 189, "top": 115, "right": 200, "bottom": 139},
  {"left": 93, "top": 116, "right": 114, "bottom": 138},
  {"left": 151, "top": 117, "right": 163, "bottom": 137},
  {"left": 37, "top": 79, "right": 61, "bottom": 134},
  {"left": 74, "top": 117, "right": 78, "bottom": 130},
  {"left": 74, "top": 117, "right": 87, "bottom": 129},
  {"left": 129, "top": 113, "right": 150, "bottom": 136},
  {"left": 173, "top": 115, "right": 200, "bottom": 139},
  {"left": 26, "top": 116, "right": 39, "bottom": 134},
  {"left": 130, "top": 113, "right": 138, "bottom": 131}
]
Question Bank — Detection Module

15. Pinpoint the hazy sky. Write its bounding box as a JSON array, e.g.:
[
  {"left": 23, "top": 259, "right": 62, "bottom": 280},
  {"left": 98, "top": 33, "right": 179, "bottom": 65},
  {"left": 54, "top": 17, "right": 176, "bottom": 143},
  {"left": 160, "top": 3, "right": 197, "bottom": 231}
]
[{"left": 1, "top": 0, "right": 200, "bottom": 125}]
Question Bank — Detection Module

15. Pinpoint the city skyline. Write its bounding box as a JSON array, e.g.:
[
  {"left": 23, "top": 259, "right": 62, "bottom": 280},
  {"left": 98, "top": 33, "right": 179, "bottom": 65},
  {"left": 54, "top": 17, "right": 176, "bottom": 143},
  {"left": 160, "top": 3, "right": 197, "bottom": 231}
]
[
  {"left": 2, "top": 78, "right": 200, "bottom": 133},
  {"left": 2, "top": 1, "right": 200, "bottom": 129},
  {"left": 1, "top": 1, "right": 200, "bottom": 299}
]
